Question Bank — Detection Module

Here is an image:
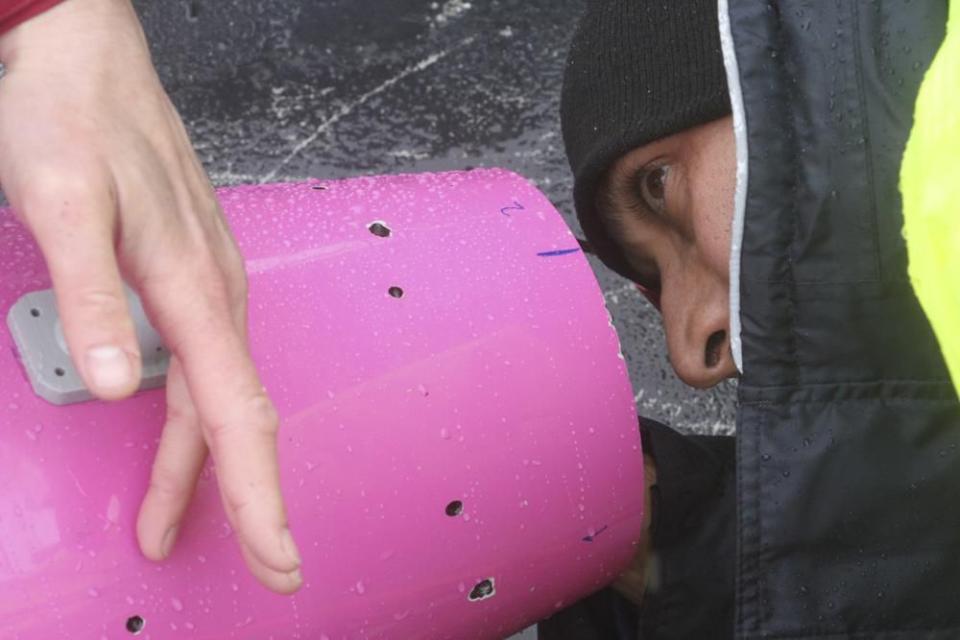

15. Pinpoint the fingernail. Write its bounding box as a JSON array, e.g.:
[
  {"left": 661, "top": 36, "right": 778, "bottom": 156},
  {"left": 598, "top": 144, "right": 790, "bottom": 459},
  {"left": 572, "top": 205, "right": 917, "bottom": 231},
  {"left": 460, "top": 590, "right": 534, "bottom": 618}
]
[
  {"left": 86, "top": 345, "right": 134, "bottom": 390},
  {"left": 280, "top": 528, "right": 301, "bottom": 567},
  {"left": 287, "top": 568, "right": 303, "bottom": 586},
  {"left": 161, "top": 525, "right": 179, "bottom": 558}
]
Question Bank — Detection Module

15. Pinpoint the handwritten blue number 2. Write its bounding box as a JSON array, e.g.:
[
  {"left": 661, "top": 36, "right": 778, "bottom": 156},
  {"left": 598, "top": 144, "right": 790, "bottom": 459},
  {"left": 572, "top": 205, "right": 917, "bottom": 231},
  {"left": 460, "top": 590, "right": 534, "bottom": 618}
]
[{"left": 500, "top": 201, "right": 525, "bottom": 217}]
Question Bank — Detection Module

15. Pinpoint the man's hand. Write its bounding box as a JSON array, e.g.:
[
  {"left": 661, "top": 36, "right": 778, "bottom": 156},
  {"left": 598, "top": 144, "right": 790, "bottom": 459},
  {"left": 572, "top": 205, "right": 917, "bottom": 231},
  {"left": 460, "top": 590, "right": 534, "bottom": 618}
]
[{"left": 0, "top": 0, "right": 302, "bottom": 593}]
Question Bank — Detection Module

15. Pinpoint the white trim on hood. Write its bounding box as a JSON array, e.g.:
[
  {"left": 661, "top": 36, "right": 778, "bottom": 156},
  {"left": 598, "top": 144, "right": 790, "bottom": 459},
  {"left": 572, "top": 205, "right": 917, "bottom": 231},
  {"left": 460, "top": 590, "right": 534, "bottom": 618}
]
[{"left": 718, "top": 0, "right": 747, "bottom": 373}]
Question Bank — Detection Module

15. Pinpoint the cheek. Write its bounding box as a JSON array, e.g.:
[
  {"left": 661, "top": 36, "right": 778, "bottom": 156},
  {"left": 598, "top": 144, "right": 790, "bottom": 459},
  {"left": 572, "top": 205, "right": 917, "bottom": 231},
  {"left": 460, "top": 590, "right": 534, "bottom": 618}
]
[{"left": 613, "top": 215, "right": 673, "bottom": 286}]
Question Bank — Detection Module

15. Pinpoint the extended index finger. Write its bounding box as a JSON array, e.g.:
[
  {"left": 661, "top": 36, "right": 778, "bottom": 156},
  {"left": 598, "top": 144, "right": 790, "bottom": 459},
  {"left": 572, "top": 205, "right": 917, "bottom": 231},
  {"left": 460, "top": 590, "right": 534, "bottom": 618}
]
[{"left": 12, "top": 175, "right": 143, "bottom": 401}]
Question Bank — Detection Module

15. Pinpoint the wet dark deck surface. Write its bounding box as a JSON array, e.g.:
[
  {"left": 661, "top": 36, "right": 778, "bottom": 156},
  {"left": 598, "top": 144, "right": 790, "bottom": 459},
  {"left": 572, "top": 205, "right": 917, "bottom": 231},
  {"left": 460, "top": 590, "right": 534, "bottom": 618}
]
[{"left": 139, "top": 0, "right": 737, "bottom": 434}]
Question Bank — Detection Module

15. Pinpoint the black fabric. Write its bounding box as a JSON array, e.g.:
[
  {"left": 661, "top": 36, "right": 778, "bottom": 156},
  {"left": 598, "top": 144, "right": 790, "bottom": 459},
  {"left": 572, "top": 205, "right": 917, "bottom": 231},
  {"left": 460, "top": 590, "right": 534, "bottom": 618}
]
[
  {"left": 538, "top": 417, "right": 736, "bottom": 640},
  {"left": 727, "top": 1, "right": 959, "bottom": 638},
  {"left": 560, "top": 0, "right": 730, "bottom": 283},
  {"left": 639, "top": 418, "right": 736, "bottom": 640},
  {"left": 538, "top": 587, "right": 639, "bottom": 640}
]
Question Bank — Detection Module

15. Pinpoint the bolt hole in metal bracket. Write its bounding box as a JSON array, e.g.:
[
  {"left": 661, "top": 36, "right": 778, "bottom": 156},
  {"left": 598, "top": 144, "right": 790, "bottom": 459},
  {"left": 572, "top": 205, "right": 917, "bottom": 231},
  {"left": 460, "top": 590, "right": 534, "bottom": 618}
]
[{"left": 6, "top": 288, "right": 170, "bottom": 405}]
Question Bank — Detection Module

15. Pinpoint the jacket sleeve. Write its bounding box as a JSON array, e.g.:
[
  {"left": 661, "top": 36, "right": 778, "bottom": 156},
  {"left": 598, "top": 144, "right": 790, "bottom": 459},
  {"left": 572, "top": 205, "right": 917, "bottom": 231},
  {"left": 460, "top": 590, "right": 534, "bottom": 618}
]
[{"left": 0, "top": 0, "right": 66, "bottom": 36}]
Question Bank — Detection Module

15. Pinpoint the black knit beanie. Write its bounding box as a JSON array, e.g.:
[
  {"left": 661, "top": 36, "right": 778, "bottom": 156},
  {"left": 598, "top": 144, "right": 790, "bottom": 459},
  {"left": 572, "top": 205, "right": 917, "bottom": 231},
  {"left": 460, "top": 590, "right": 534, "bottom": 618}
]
[{"left": 561, "top": 0, "right": 731, "bottom": 281}]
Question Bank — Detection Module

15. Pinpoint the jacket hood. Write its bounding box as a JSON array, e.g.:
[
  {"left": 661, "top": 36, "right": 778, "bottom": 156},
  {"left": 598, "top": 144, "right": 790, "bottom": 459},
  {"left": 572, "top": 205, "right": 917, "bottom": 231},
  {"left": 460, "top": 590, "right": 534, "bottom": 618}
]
[{"left": 720, "top": 1, "right": 960, "bottom": 638}]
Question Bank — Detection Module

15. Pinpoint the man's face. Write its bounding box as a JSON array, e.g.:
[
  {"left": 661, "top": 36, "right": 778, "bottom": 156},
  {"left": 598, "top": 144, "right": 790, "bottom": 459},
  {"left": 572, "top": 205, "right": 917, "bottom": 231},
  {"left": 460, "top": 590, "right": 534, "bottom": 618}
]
[{"left": 597, "top": 116, "right": 737, "bottom": 388}]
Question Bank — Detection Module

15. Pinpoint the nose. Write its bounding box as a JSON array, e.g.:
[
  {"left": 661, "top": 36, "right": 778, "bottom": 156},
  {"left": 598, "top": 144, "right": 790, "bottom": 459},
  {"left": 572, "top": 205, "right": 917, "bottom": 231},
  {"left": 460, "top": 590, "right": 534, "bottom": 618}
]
[
  {"left": 671, "top": 325, "right": 737, "bottom": 388},
  {"left": 658, "top": 277, "right": 737, "bottom": 389}
]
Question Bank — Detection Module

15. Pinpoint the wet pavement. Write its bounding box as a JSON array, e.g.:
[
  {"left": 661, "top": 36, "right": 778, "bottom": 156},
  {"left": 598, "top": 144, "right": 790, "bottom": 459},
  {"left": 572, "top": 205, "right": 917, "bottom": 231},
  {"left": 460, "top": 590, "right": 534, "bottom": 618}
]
[{"left": 137, "top": 0, "right": 737, "bottom": 434}]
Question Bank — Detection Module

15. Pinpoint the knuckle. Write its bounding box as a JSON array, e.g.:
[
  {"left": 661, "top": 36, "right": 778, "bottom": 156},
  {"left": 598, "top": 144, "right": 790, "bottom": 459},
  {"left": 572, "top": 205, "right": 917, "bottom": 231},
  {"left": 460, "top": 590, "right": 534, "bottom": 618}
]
[
  {"left": 19, "top": 169, "right": 109, "bottom": 223},
  {"left": 222, "top": 246, "right": 247, "bottom": 286},
  {"left": 148, "top": 467, "right": 191, "bottom": 505},
  {"left": 246, "top": 392, "right": 280, "bottom": 433},
  {"left": 170, "top": 241, "right": 215, "bottom": 272},
  {"left": 143, "top": 253, "right": 227, "bottom": 307},
  {"left": 69, "top": 287, "right": 128, "bottom": 320},
  {"left": 164, "top": 400, "right": 197, "bottom": 429},
  {"left": 224, "top": 489, "right": 254, "bottom": 520},
  {"left": 188, "top": 252, "right": 233, "bottom": 293},
  {"left": 223, "top": 262, "right": 249, "bottom": 310},
  {"left": 207, "top": 391, "right": 279, "bottom": 441}
]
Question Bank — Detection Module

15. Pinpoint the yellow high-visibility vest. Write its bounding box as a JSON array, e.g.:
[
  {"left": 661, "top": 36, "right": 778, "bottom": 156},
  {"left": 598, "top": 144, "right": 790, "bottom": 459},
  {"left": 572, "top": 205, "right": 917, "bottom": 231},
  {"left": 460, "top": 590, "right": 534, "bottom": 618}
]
[{"left": 901, "top": 2, "right": 960, "bottom": 395}]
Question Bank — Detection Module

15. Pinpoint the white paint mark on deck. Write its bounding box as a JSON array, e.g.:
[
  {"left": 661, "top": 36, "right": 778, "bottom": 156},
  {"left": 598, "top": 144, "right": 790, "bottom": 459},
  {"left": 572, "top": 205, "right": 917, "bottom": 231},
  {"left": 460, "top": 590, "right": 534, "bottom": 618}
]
[{"left": 261, "top": 37, "right": 476, "bottom": 183}]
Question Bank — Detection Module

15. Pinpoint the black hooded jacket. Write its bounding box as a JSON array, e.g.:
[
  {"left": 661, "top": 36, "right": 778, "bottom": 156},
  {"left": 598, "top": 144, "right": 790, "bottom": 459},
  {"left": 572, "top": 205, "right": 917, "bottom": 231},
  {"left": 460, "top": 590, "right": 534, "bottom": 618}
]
[
  {"left": 725, "top": 1, "right": 959, "bottom": 637},
  {"left": 544, "top": 2, "right": 958, "bottom": 639}
]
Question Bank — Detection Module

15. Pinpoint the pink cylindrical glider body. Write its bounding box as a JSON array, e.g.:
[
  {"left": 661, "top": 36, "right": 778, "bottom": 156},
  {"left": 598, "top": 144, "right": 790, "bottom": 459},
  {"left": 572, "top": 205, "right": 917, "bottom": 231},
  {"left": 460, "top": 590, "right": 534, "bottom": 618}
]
[{"left": 0, "top": 169, "right": 644, "bottom": 639}]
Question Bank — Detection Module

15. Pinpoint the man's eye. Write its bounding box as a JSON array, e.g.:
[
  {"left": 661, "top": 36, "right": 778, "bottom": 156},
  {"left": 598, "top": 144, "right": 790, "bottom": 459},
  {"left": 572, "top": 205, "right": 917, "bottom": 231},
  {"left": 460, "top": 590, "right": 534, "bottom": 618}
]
[{"left": 638, "top": 165, "right": 669, "bottom": 214}]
